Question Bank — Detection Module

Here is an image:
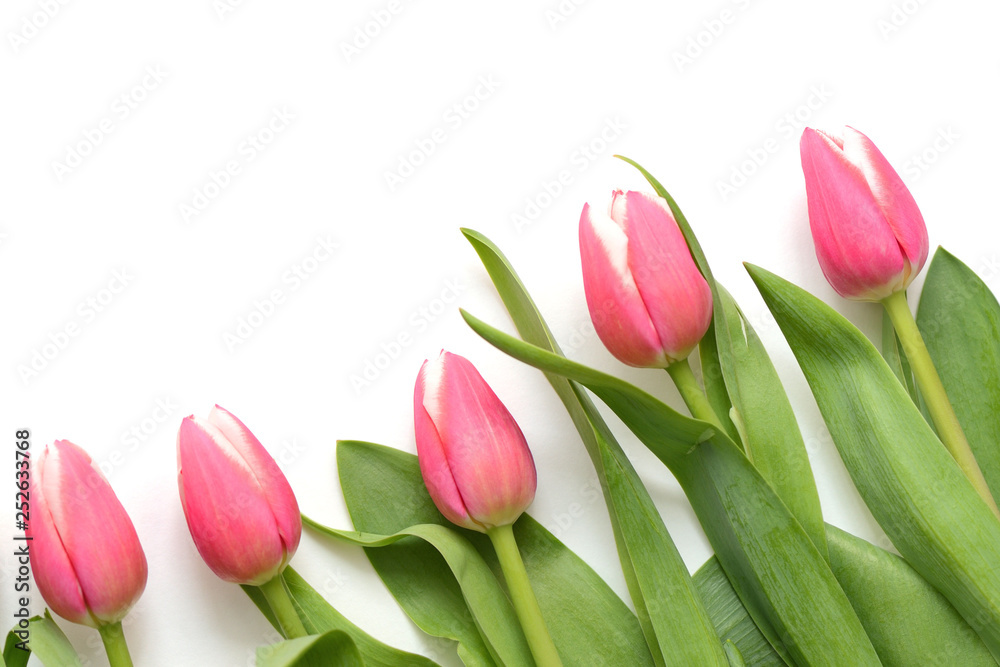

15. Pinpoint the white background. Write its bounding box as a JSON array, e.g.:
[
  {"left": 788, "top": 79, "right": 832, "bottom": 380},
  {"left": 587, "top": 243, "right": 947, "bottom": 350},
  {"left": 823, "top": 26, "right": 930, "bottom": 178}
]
[{"left": 3, "top": 0, "right": 999, "bottom": 664}]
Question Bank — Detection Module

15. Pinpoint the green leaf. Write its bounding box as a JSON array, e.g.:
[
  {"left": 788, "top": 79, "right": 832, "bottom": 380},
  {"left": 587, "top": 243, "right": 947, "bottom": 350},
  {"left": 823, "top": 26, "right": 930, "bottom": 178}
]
[
  {"left": 917, "top": 247, "right": 1000, "bottom": 502},
  {"left": 337, "top": 440, "right": 653, "bottom": 667},
  {"left": 692, "top": 557, "right": 786, "bottom": 667},
  {"left": 3, "top": 611, "right": 82, "bottom": 667},
  {"left": 618, "top": 155, "right": 826, "bottom": 557},
  {"left": 243, "top": 569, "right": 439, "bottom": 667},
  {"left": 826, "top": 524, "right": 995, "bottom": 666},
  {"left": 747, "top": 262, "right": 1000, "bottom": 661},
  {"left": 699, "top": 320, "right": 743, "bottom": 447},
  {"left": 462, "top": 228, "right": 726, "bottom": 666},
  {"left": 462, "top": 310, "right": 880, "bottom": 666},
  {"left": 881, "top": 308, "right": 917, "bottom": 401},
  {"left": 303, "top": 514, "right": 531, "bottom": 667},
  {"left": 256, "top": 631, "right": 364, "bottom": 667},
  {"left": 724, "top": 641, "right": 747, "bottom": 667}
]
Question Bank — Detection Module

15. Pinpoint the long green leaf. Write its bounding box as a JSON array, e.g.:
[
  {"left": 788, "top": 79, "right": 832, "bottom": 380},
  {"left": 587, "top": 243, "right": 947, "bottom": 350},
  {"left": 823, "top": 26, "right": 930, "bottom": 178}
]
[
  {"left": 917, "top": 247, "right": 1000, "bottom": 501},
  {"left": 692, "top": 557, "right": 786, "bottom": 667},
  {"left": 3, "top": 612, "right": 81, "bottom": 667},
  {"left": 748, "top": 262, "right": 1000, "bottom": 661},
  {"left": 881, "top": 308, "right": 918, "bottom": 402},
  {"left": 826, "top": 524, "right": 995, "bottom": 666},
  {"left": 338, "top": 440, "right": 652, "bottom": 666},
  {"left": 699, "top": 320, "right": 743, "bottom": 447},
  {"left": 243, "top": 568, "right": 439, "bottom": 667},
  {"left": 462, "top": 228, "right": 726, "bottom": 666},
  {"left": 303, "top": 514, "right": 531, "bottom": 666},
  {"left": 619, "top": 155, "right": 826, "bottom": 557},
  {"left": 256, "top": 631, "right": 364, "bottom": 667},
  {"left": 462, "top": 310, "right": 880, "bottom": 666}
]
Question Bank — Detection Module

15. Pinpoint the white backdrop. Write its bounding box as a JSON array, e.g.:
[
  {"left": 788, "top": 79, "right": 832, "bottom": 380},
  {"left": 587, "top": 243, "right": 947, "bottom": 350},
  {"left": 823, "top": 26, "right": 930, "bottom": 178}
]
[{"left": 4, "top": 1, "right": 999, "bottom": 664}]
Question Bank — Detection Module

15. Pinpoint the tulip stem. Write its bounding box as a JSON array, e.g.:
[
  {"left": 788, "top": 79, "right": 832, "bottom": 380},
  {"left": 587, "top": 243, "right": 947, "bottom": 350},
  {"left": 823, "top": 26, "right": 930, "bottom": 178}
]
[
  {"left": 259, "top": 573, "right": 308, "bottom": 639},
  {"left": 98, "top": 622, "right": 134, "bottom": 667},
  {"left": 882, "top": 290, "right": 1000, "bottom": 518},
  {"left": 487, "top": 523, "right": 564, "bottom": 667},
  {"left": 667, "top": 357, "right": 727, "bottom": 432}
]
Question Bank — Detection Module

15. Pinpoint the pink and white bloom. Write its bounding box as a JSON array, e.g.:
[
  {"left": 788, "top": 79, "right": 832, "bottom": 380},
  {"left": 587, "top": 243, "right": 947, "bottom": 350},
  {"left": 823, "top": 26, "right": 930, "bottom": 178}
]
[
  {"left": 177, "top": 406, "right": 301, "bottom": 586},
  {"left": 579, "top": 190, "right": 713, "bottom": 368},
  {"left": 414, "top": 351, "right": 536, "bottom": 532},
  {"left": 800, "top": 126, "right": 930, "bottom": 301},
  {"left": 27, "top": 440, "right": 147, "bottom": 627}
]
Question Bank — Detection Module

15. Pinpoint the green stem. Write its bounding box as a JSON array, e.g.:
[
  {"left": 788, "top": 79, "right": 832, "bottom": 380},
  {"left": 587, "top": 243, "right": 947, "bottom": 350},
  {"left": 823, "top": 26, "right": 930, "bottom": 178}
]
[
  {"left": 487, "top": 523, "right": 564, "bottom": 667},
  {"left": 259, "top": 573, "right": 308, "bottom": 639},
  {"left": 882, "top": 290, "right": 1000, "bottom": 518},
  {"left": 666, "top": 357, "right": 727, "bottom": 431},
  {"left": 98, "top": 622, "right": 134, "bottom": 667}
]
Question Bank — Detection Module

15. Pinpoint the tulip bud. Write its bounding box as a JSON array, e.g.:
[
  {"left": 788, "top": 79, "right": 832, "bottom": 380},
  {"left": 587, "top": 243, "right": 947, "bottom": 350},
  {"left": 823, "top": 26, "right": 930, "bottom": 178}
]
[
  {"left": 578, "top": 189, "right": 713, "bottom": 368},
  {"left": 414, "top": 351, "right": 537, "bottom": 532},
  {"left": 26, "top": 440, "right": 147, "bottom": 628},
  {"left": 177, "top": 405, "right": 301, "bottom": 586},
  {"left": 799, "top": 126, "right": 930, "bottom": 301}
]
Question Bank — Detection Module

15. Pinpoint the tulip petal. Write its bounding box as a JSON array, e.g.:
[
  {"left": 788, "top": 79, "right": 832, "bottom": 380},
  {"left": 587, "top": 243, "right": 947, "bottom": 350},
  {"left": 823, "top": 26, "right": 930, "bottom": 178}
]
[
  {"left": 419, "top": 352, "right": 536, "bottom": 530},
  {"left": 800, "top": 128, "right": 905, "bottom": 300},
  {"left": 413, "top": 377, "right": 479, "bottom": 530},
  {"left": 27, "top": 445, "right": 90, "bottom": 625},
  {"left": 30, "top": 441, "right": 146, "bottom": 626},
  {"left": 619, "top": 191, "right": 713, "bottom": 362},
  {"left": 208, "top": 406, "right": 301, "bottom": 559},
  {"left": 178, "top": 417, "right": 286, "bottom": 584},
  {"left": 579, "top": 203, "right": 669, "bottom": 367},
  {"left": 842, "top": 127, "right": 929, "bottom": 276}
]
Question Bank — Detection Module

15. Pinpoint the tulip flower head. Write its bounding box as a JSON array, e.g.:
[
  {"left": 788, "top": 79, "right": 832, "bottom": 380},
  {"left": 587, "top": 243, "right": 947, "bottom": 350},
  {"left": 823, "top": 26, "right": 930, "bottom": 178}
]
[
  {"left": 799, "top": 126, "right": 930, "bottom": 301},
  {"left": 579, "top": 189, "right": 713, "bottom": 368},
  {"left": 414, "top": 351, "right": 537, "bottom": 532},
  {"left": 27, "top": 440, "right": 147, "bottom": 628},
  {"left": 177, "top": 406, "right": 301, "bottom": 586}
]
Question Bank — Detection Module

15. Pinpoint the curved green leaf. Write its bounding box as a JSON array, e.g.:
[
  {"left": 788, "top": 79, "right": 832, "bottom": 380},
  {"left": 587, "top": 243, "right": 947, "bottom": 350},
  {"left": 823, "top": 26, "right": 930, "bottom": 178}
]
[
  {"left": 618, "top": 155, "right": 826, "bottom": 557},
  {"left": 243, "top": 568, "right": 439, "bottom": 667},
  {"left": 917, "top": 247, "right": 1000, "bottom": 502},
  {"left": 462, "top": 227, "right": 725, "bottom": 666},
  {"left": 826, "top": 524, "right": 995, "bottom": 666},
  {"left": 3, "top": 611, "right": 81, "bottom": 667},
  {"left": 748, "top": 262, "right": 1000, "bottom": 661},
  {"left": 462, "top": 310, "right": 880, "bottom": 666},
  {"left": 303, "top": 516, "right": 531, "bottom": 667},
  {"left": 256, "top": 631, "right": 364, "bottom": 667},
  {"left": 693, "top": 557, "right": 786, "bottom": 667},
  {"left": 337, "top": 440, "right": 652, "bottom": 666}
]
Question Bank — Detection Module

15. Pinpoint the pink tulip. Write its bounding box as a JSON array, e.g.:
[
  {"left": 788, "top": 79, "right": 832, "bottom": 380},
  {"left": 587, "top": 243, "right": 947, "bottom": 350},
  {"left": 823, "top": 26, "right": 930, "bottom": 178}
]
[
  {"left": 800, "top": 126, "right": 930, "bottom": 301},
  {"left": 579, "top": 189, "right": 713, "bottom": 368},
  {"left": 26, "top": 440, "right": 147, "bottom": 627},
  {"left": 177, "top": 406, "right": 301, "bottom": 586},
  {"left": 414, "top": 351, "right": 537, "bottom": 532}
]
